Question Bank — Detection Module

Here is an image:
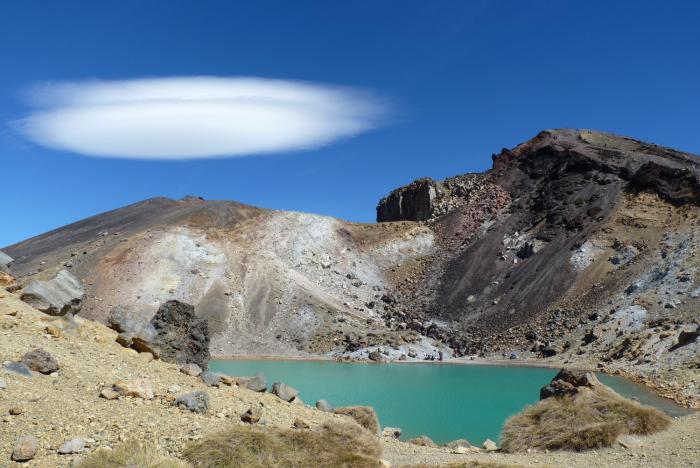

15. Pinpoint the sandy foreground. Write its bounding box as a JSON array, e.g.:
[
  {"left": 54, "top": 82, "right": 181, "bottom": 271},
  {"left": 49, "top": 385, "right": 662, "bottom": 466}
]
[{"left": 1, "top": 291, "right": 698, "bottom": 467}]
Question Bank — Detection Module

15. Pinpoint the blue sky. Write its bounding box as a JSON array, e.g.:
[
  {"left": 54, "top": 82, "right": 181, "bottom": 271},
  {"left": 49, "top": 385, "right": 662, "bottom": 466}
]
[{"left": 2, "top": 1, "right": 699, "bottom": 247}]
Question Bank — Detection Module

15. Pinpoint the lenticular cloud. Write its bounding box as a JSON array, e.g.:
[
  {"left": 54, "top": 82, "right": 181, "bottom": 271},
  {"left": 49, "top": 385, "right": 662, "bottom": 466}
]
[{"left": 16, "top": 77, "right": 387, "bottom": 159}]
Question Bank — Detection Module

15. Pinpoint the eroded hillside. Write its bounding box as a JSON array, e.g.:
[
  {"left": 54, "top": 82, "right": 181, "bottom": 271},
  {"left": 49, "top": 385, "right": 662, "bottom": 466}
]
[{"left": 5, "top": 129, "right": 699, "bottom": 406}]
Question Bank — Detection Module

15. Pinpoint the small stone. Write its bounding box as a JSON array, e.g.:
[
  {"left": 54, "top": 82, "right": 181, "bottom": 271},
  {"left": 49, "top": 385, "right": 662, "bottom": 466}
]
[
  {"left": 0, "top": 378, "right": 6, "bottom": 389},
  {"left": 58, "top": 438, "right": 85, "bottom": 454},
  {"left": 174, "top": 391, "right": 209, "bottom": 414},
  {"left": 112, "top": 379, "right": 154, "bottom": 399},
  {"left": 293, "top": 418, "right": 310, "bottom": 429},
  {"left": 9, "top": 406, "right": 23, "bottom": 415},
  {"left": 241, "top": 406, "right": 262, "bottom": 424},
  {"left": 11, "top": 435, "right": 38, "bottom": 462},
  {"left": 316, "top": 399, "right": 333, "bottom": 412},
  {"left": 22, "top": 349, "right": 59, "bottom": 374},
  {"left": 168, "top": 384, "right": 181, "bottom": 394},
  {"left": 100, "top": 388, "right": 119, "bottom": 400},
  {"left": 200, "top": 371, "right": 221, "bottom": 387},
  {"left": 45, "top": 325, "right": 62, "bottom": 338},
  {"left": 218, "top": 374, "right": 235, "bottom": 386},
  {"left": 180, "top": 363, "right": 203, "bottom": 377}
]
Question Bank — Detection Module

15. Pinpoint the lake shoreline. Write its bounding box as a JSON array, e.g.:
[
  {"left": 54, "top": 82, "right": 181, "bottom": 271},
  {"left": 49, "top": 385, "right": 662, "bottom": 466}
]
[{"left": 211, "top": 353, "right": 697, "bottom": 410}]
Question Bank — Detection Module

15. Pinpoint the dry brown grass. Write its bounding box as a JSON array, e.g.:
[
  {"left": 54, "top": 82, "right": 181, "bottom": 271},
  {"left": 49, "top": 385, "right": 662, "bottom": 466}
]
[
  {"left": 501, "top": 385, "right": 671, "bottom": 452},
  {"left": 407, "top": 463, "right": 525, "bottom": 468},
  {"left": 334, "top": 405, "right": 381, "bottom": 433},
  {"left": 77, "top": 442, "right": 189, "bottom": 468},
  {"left": 182, "top": 420, "right": 382, "bottom": 468}
]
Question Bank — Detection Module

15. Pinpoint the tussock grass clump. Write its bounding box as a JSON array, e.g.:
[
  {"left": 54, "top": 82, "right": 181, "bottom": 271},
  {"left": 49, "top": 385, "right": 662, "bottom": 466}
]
[
  {"left": 501, "top": 385, "right": 671, "bottom": 452},
  {"left": 333, "top": 405, "right": 380, "bottom": 433},
  {"left": 77, "top": 442, "right": 189, "bottom": 468},
  {"left": 183, "top": 420, "right": 382, "bottom": 468}
]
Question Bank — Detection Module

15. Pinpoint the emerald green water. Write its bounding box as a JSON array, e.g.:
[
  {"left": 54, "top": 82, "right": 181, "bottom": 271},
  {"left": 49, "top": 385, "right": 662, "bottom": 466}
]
[{"left": 210, "top": 360, "right": 690, "bottom": 445}]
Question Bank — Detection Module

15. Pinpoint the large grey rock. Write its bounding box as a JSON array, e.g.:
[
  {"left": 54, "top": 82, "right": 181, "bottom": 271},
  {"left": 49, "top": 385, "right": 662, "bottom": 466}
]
[
  {"left": 175, "top": 391, "right": 209, "bottom": 414},
  {"left": 22, "top": 349, "right": 59, "bottom": 374},
  {"left": 11, "top": 435, "right": 38, "bottom": 461},
  {"left": 271, "top": 382, "right": 299, "bottom": 402},
  {"left": 149, "top": 300, "right": 210, "bottom": 370},
  {"left": 21, "top": 270, "right": 84, "bottom": 316},
  {"left": 245, "top": 373, "right": 267, "bottom": 392},
  {"left": 200, "top": 371, "right": 221, "bottom": 387}
]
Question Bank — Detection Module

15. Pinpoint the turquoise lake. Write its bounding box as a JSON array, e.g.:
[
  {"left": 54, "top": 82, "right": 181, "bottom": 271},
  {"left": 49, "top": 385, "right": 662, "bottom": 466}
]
[{"left": 210, "top": 360, "right": 691, "bottom": 445}]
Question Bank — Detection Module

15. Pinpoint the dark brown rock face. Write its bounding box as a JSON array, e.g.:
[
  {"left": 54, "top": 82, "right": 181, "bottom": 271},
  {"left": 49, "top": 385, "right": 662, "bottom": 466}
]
[
  {"left": 149, "top": 300, "right": 210, "bottom": 370},
  {"left": 376, "top": 129, "right": 700, "bottom": 356}
]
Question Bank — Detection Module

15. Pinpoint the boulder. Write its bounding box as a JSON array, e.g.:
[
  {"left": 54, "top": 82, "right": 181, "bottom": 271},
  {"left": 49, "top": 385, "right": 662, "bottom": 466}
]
[
  {"left": 201, "top": 371, "right": 221, "bottom": 387},
  {"left": 112, "top": 379, "right": 154, "bottom": 399},
  {"left": 245, "top": 373, "right": 267, "bottom": 392},
  {"left": 149, "top": 300, "right": 210, "bottom": 370},
  {"left": 21, "top": 270, "right": 84, "bottom": 316},
  {"left": 58, "top": 438, "right": 85, "bottom": 454},
  {"left": 107, "top": 306, "right": 151, "bottom": 334},
  {"left": 241, "top": 406, "right": 262, "bottom": 424},
  {"left": 334, "top": 406, "right": 380, "bottom": 433},
  {"left": 4, "top": 361, "right": 33, "bottom": 377},
  {"left": 315, "top": 399, "right": 333, "bottom": 412},
  {"left": 271, "top": 382, "right": 299, "bottom": 402},
  {"left": 175, "top": 391, "right": 209, "bottom": 414},
  {"left": 11, "top": 435, "right": 38, "bottom": 462},
  {"left": 407, "top": 435, "right": 437, "bottom": 447},
  {"left": 21, "top": 348, "right": 59, "bottom": 374},
  {"left": 180, "top": 363, "right": 203, "bottom": 377}
]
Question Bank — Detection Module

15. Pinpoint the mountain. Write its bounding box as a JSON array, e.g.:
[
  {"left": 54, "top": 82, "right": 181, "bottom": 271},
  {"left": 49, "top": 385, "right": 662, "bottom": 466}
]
[{"left": 5, "top": 129, "right": 699, "bottom": 406}]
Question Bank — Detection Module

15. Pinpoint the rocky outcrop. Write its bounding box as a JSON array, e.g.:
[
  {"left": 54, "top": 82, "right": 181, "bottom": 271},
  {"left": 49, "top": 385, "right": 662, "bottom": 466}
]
[
  {"left": 150, "top": 300, "right": 210, "bottom": 369},
  {"left": 540, "top": 369, "right": 601, "bottom": 399},
  {"left": 20, "top": 270, "right": 84, "bottom": 316},
  {"left": 109, "top": 300, "right": 210, "bottom": 370},
  {"left": 376, "top": 174, "right": 491, "bottom": 222}
]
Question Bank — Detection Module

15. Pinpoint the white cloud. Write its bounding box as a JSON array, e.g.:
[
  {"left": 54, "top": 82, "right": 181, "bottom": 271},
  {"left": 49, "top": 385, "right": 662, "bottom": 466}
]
[{"left": 15, "top": 77, "right": 387, "bottom": 159}]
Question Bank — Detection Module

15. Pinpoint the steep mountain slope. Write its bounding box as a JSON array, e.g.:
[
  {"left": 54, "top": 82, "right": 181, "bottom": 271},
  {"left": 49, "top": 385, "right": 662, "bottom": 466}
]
[
  {"left": 5, "top": 196, "right": 437, "bottom": 358},
  {"left": 5, "top": 129, "right": 700, "bottom": 406}
]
